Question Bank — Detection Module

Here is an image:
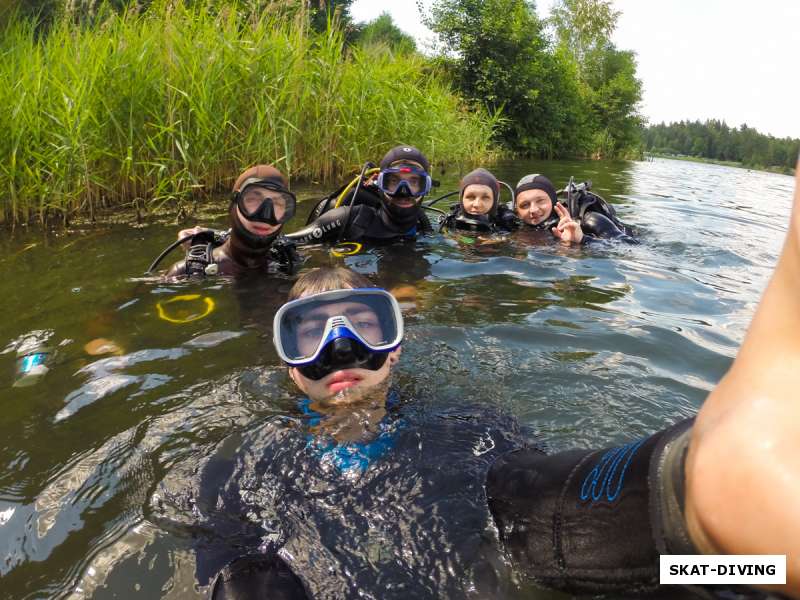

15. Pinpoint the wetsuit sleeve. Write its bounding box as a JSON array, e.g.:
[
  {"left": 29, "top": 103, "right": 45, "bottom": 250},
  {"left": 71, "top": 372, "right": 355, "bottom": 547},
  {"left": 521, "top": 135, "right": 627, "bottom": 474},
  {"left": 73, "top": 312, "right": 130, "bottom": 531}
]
[
  {"left": 283, "top": 206, "right": 355, "bottom": 245},
  {"left": 417, "top": 208, "right": 434, "bottom": 234},
  {"left": 486, "top": 418, "right": 696, "bottom": 595}
]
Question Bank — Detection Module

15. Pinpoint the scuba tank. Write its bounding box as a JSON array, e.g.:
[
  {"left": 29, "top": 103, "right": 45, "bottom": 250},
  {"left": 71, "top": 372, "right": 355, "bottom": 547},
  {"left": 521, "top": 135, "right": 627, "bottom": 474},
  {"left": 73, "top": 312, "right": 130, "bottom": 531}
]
[{"left": 562, "top": 178, "right": 632, "bottom": 236}]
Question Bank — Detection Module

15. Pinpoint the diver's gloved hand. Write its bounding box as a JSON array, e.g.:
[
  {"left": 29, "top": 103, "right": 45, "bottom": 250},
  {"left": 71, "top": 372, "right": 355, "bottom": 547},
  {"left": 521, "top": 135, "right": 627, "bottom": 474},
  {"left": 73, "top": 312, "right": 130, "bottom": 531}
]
[{"left": 487, "top": 419, "right": 696, "bottom": 596}]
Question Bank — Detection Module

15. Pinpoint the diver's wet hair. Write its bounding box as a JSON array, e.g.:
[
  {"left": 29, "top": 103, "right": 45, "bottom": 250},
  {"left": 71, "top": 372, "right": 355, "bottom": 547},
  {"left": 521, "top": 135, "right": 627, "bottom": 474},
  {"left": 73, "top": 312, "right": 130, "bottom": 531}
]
[{"left": 288, "top": 267, "right": 373, "bottom": 300}]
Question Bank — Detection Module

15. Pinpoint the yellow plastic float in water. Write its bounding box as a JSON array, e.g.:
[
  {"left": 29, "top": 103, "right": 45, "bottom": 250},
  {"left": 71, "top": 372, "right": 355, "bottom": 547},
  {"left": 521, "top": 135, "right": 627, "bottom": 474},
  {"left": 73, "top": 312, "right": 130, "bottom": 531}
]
[
  {"left": 330, "top": 242, "right": 363, "bottom": 257},
  {"left": 156, "top": 294, "right": 215, "bottom": 324}
]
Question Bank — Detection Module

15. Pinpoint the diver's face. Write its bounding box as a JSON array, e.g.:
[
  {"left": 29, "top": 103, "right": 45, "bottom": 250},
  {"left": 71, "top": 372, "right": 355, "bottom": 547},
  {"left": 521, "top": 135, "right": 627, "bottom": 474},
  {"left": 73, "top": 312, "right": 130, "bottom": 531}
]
[
  {"left": 236, "top": 187, "right": 284, "bottom": 237},
  {"left": 462, "top": 184, "right": 494, "bottom": 216},
  {"left": 515, "top": 189, "right": 553, "bottom": 225},
  {"left": 288, "top": 299, "right": 398, "bottom": 405}
]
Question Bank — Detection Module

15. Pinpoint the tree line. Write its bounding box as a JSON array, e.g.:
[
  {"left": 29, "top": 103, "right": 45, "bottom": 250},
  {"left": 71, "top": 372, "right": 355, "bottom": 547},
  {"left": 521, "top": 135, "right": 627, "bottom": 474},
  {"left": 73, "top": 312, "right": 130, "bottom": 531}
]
[
  {"left": 3, "top": 0, "right": 645, "bottom": 161},
  {"left": 644, "top": 120, "right": 799, "bottom": 173}
]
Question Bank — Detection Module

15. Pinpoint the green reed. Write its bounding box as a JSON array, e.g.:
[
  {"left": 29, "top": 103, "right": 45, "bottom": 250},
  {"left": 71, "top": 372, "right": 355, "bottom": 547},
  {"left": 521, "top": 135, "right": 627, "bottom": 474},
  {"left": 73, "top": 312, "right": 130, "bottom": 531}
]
[{"left": 0, "top": 2, "right": 500, "bottom": 226}]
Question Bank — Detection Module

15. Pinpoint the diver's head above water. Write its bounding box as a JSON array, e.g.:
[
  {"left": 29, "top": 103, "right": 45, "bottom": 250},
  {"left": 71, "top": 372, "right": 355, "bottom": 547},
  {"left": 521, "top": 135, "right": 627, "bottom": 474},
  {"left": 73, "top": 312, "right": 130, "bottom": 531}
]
[
  {"left": 375, "top": 145, "right": 432, "bottom": 229},
  {"left": 460, "top": 168, "right": 499, "bottom": 217},
  {"left": 230, "top": 164, "right": 296, "bottom": 249},
  {"left": 514, "top": 174, "right": 557, "bottom": 226},
  {"left": 274, "top": 268, "right": 402, "bottom": 406}
]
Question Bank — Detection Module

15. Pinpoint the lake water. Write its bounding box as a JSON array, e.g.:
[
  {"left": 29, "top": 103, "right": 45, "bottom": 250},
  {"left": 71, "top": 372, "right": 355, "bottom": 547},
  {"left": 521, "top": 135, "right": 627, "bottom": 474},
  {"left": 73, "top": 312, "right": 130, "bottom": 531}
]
[{"left": 0, "top": 157, "right": 793, "bottom": 599}]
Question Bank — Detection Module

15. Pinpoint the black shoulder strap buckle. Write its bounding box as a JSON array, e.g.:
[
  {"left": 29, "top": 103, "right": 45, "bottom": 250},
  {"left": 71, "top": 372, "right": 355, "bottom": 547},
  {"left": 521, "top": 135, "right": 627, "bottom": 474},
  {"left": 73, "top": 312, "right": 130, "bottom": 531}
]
[
  {"left": 269, "top": 236, "right": 301, "bottom": 274},
  {"left": 184, "top": 229, "right": 228, "bottom": 277}
]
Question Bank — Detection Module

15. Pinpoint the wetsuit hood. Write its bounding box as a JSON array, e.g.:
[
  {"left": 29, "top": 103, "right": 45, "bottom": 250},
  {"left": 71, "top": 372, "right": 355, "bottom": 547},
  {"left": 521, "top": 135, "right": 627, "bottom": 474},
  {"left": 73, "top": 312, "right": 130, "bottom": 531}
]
[
  {"left": 514, "top": 174, "right": 557, "bottom": 205},
  {"left": 228, "top": 164, "right": 288, "bottom": 264},
  {"left": 379, "top": 145, "right": 430, "bottom": 172},
  {"left": 514, "top": 174, "right": 558, "bottom": 230},
  {"left": 379, "top": 197, "right": 421, "bottom": 232},
  {"left": 228, "top": 203, "right": 280, "bottom": 264}
]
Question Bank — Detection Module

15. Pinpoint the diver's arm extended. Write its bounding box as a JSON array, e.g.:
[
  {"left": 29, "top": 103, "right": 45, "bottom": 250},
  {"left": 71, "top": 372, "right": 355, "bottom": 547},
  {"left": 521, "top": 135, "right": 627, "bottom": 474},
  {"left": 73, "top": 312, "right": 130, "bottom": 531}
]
[{"left": 685, "top": 160, "right": 800, "bottom": 596}]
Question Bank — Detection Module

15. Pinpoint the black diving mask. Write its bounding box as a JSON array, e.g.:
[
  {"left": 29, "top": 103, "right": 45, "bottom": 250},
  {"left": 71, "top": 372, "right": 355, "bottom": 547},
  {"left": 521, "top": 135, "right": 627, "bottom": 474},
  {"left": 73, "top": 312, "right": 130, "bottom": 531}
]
[{"left": 234, "top": 180, "right": 297, "bottom": 226}]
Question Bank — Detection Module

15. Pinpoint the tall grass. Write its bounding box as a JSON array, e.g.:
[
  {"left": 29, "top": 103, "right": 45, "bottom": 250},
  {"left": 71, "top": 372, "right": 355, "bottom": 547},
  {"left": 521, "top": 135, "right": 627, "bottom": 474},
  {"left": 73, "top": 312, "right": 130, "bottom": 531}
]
[{"left": 0, "top": 2, "right": 500, "bottom": 226}]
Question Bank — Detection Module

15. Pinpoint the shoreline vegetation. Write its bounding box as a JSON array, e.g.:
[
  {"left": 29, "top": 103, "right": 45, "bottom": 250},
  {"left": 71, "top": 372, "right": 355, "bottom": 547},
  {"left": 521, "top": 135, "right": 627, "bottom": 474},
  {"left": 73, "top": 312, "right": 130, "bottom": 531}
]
[
  {"left": 643, "top": 120, "right": 799, "bottom": 177},
  {"left": 2, "top": 1, "right": 794, "bottom": 228},
  {"left": 0, "top": 0, "right": 648, "bottom": 228},
  {"left": 0, "top": 2, "right": 499, "bottom": 227}
]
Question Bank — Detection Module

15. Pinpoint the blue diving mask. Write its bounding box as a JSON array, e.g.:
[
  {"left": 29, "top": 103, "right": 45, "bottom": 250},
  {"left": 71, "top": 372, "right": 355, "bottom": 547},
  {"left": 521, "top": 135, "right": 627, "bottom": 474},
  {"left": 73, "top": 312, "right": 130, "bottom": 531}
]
[
  {"left": 273, "top": 288, "right": 404, "bottom": 381},
  {"left": 376, "top": 166, "right": 432, "bottom": 198}
]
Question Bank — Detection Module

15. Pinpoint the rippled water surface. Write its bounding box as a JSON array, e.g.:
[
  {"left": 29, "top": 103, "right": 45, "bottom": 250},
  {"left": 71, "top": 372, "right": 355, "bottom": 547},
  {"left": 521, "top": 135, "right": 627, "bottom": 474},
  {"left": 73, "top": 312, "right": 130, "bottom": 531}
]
[{"left": 0, "top": 158, "right": 793, "bottom": 599}]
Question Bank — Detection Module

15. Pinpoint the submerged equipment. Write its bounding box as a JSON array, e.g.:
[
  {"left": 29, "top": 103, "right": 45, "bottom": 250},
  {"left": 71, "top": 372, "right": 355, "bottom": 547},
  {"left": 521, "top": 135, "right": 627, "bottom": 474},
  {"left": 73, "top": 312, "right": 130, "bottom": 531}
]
[
  {"left": 330, "top": 242, "right": 363, "bottom": 257},
  {"left": 14, "top": 347, "right": 51, "bottom": 388},
  {"left": 273, "top": 288, "right": 403, "bottom": 381}
]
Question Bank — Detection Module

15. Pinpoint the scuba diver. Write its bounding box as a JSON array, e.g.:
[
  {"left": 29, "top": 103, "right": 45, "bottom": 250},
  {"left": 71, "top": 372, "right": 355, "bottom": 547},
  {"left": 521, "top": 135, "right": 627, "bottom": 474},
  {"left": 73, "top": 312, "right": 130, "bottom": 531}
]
[
  {"left": 439, "top": 168, "right": 518, "bottom": 235},
  {"left": 283, "top": 146, "right": 435, "bottom": 245},
  {"left": 514, "top": 173, "right": 636, "bottom": 243},
  {"left": 153, "top": 165, "right": 299, "bottom": 278},
  {"left": 177, "top": 267, "right": 530, "bottom": 599}
]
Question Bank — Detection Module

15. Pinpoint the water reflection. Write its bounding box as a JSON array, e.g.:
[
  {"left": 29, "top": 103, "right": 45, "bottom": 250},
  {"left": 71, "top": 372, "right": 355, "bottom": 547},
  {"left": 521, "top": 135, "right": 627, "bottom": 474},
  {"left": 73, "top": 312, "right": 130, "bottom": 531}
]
[{"left": 0, "top": 158, "right": 794, "bottom": 598}]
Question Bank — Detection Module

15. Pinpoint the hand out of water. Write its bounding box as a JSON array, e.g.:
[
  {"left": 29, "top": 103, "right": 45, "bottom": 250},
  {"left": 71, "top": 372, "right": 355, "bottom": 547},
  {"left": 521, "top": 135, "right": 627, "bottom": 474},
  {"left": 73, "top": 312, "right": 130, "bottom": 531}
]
[{"left": 551, "top": 203, "right": 584, "bottom": 244}]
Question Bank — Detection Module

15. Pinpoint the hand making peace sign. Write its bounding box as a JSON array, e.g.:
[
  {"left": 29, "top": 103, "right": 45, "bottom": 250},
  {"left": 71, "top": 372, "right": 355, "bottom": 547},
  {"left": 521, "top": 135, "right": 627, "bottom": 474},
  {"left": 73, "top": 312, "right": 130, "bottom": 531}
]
[{"left": 551, "top": 203, "right": 584, "bottom": 244}]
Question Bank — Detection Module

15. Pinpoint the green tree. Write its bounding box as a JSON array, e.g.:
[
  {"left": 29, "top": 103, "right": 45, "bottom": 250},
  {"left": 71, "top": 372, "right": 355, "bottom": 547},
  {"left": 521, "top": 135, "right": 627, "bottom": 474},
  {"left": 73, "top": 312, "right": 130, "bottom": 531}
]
[
  {"left": 425, "top": 0, "right": 591, "bottom": 156},
  {"left": 548, "top": 0, "right": 642, "bottom": 156},
  {"left": 642, "top": 120, "right": 799, "bottom": 173},
  {"left": 550, "top": 0, "right": 619, "bottom": 75},
  {"left": 356, "top": 12, "right": 416, "bottom": 55}
]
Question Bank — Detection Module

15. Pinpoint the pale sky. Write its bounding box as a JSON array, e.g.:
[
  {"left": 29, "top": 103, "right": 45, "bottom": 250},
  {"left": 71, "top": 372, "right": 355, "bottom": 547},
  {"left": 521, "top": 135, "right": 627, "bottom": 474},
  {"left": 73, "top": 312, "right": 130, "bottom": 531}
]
[{"left": 350, "top": 0, "right": 800, "bottom": 140}]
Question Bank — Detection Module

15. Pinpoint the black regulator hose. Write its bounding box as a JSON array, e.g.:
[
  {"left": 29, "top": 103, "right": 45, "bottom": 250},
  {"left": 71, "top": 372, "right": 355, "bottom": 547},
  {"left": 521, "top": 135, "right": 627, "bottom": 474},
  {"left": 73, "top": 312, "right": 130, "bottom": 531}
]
[
  {"left": 422, "top": 205, "right": 448, "bottom": 216},
  {"left": 146, "top": 234, "right": 195, "bottom": 274},
  {"left": 424, "top": 190, "right": 460, "bottom": 207}
]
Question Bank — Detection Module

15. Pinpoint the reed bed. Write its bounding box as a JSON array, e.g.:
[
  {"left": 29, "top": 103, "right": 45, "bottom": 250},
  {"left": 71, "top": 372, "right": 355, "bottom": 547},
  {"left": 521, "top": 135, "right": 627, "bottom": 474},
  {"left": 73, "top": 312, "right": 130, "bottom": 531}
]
[{"left": 0, "top": 3, "right": 500, "bottom": 226}]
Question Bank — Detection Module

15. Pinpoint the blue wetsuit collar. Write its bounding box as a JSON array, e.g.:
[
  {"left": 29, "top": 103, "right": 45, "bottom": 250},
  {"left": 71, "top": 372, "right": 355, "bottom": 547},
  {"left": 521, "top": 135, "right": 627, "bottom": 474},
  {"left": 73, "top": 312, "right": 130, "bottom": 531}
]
[{"left": 297, "top": 392, "right": 401, "bottom": 474}]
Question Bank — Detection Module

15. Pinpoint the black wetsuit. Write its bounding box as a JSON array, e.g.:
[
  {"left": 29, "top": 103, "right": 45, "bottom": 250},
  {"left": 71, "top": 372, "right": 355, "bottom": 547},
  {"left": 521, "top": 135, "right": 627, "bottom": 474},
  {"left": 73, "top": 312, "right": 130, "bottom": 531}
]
[
  {"left": 159, "top": 406, "right": 764, "bottom": 599},
  {"left": 156, "top": 398, "right": 533, "bottom": 599},
  {"left": 285, "top": 185, "right": 433, "bottom": 245}
]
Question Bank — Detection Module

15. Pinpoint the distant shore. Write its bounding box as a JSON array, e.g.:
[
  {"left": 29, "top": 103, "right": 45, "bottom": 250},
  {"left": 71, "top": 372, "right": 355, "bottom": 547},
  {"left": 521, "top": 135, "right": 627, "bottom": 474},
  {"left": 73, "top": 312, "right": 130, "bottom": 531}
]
[{"left": 646, "top": 153, "right": 795, "bottom": 176}]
